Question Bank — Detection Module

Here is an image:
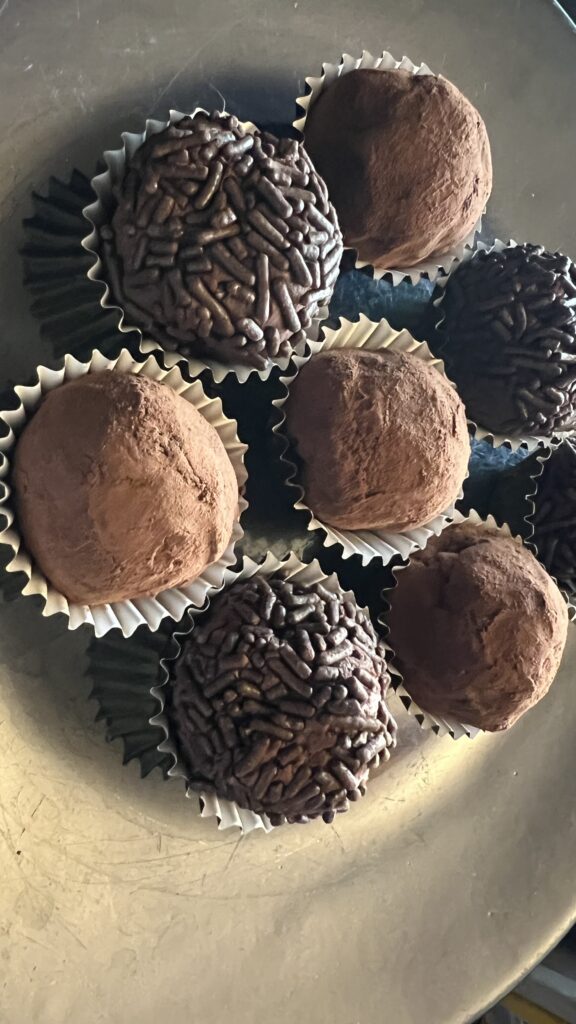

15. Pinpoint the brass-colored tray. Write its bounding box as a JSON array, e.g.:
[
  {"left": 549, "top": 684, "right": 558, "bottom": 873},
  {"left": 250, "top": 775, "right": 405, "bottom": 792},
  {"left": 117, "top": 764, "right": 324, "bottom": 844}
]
[{"left": 1, "top": 2, "right": 576, "bottom": 1023}]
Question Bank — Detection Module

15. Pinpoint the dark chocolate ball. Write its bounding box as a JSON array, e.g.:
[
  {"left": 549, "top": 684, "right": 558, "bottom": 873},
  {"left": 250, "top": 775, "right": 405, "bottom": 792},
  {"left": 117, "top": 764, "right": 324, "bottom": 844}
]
[
  {"left": 440, "top": 244, "right": 576, "bottom": 436},
  {"left": 105, "top": 112, "right": 342, "bottom": 369},
  {"left": 532, "top": 438, "right": 576, "bottom": 593},
  {"left": 167, "top": 573, "right": 397, "bottom": 825}
]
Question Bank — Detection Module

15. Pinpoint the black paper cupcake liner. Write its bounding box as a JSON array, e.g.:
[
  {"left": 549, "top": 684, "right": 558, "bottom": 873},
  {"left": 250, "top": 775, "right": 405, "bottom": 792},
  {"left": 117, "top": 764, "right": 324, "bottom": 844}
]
[
  {"left": 22, "top": 170, "right": 143, "bottom": 363},
  {"left": 516, "top": 442, "right": 576, "bottom": 619},
  {"left": 88, "top": 624, "right": 175, "bottom": 779}
]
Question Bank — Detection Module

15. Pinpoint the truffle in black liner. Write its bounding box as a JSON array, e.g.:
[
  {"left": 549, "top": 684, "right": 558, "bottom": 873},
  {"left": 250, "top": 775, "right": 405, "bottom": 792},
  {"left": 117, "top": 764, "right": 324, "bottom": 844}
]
[
  {"left": 532, "top": 438, "right": 576, "bottom": 593},
  {"left": 166, "top": 573, "right": 397, "bottom": 825},
  {"left": 440, "top": 244, "right": 576, "bottom": 436}
]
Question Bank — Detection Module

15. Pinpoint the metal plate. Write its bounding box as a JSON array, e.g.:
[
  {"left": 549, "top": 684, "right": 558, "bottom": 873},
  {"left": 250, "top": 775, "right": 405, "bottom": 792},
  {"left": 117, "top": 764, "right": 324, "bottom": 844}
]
[{"left": 1, "top": 2, "right": 576, "bottom": 1022}]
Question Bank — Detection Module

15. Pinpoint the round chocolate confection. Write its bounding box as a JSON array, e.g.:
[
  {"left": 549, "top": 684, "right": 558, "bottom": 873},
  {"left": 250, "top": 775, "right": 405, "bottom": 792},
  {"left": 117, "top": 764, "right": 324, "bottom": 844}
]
[
  {"left": 386, "top": 522, "right": 568, "bottom": 731},
  {"left": 167, "top": 574, "right": 397, "bottom": 825},
  {"left": 105, "top": 112, "right": 343, "bottom": 369},
  {"left": 12, "top": 373, "right": 239, "bottom": 605},
  {"left": 284, "top": 349, "right": 470, "bottom": 532},
  {"left": 440, "top": 244, "right": 576, "bottom": 436},
  {"left": 303, "top": 69, "right": 491, "bottom": 268},
  {"left": 532, "top": 438, "right": 576, "bottom": 593}
]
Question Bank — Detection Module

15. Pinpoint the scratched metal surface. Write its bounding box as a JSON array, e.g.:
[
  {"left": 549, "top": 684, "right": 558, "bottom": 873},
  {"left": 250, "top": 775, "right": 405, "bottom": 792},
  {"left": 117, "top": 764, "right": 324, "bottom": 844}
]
[{"left": 1, "top": 2, "right": 576, "bottom": 1023}]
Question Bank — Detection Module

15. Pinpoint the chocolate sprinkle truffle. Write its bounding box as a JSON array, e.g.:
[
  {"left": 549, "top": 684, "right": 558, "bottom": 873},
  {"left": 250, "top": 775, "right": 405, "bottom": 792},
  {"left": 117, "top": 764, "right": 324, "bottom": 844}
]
[
  {"left": 303, "top": 69, "right": 491, "bottom": 268},
  {"left": 532, "top": 438, "right": 576, "bottom": 592},
  {"left": 387, "top": 522, "right": 568, "bottom": 731},
  {"left": 105, "top": 112, "right": 343, "bottom": 369},
  {"left": 167, "top": 573, "right": 397, "bottom": 824},
  {"left": 12, "top": 373, "right": 239, "bottom": 605},
  {"left": 284, "top": 348, "right": 470, "bottom": 531},
  {"left": 440, "top": 244, "right": 576, "bottom": 436}
]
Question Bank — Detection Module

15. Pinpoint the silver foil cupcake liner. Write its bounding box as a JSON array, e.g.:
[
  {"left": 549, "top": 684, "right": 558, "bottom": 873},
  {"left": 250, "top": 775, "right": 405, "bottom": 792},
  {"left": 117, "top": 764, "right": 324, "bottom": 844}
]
[
  {"left": 82, "top": 108, "right": 330, "bottom": 384},
  {"left": 0, "top": 349, "right": 248, "bottom": 638},
  {"left": 272, "top": 314, "right": 469, "bottom": 567},
  {"left": 86, "top": 549, "right": 401, "bottom": 834},
  {"left": 434, "top": 239, "right": 571, "bottom": 452},
  {"left": 293, "top": 50, "right": 484, "bottom": 286},
  {"left": 381, "top": 508, "right": 572, "bottom": 739}
]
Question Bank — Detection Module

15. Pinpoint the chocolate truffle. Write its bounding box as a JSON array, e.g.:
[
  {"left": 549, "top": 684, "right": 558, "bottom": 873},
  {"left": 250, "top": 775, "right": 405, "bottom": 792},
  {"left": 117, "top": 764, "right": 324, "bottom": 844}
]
[
  {"left": 106, "top": 112, "right": 343, "bottom": 369},
  {"left": 303, "top": 69, "right": 491, "bottom": 268},
  {"left": 13, "top": 373, "right": 239, "bottom": 605},
  {"left": 167, "top": 573, "right": 397, "bottom": 824},
  {"left": 532, "top": 438, "right": 576, "bottom": 592},
  {"left": 440, "top": 244, "right": 576, "bottom": 436},
  {"left": 387, "top": 522, "right": 568, "bottom": 730},
  {"left": 284, "top": 348, "right": 470, "bottom": 531}
]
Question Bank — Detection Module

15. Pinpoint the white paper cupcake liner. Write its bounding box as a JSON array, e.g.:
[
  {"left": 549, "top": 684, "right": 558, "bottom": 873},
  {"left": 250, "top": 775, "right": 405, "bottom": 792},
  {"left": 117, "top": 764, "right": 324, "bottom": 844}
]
[
  {"left": 150, "top": 549, "right": 400, "bottom": 834},
  {"left": 82, "top": 108, "right": 330, "bottom": 384},
  {"left": 382, "top": 508, "right": 571, "bottom": 739},
  {"left": 434, "top": 239, "right": 571, "bottom": 452},
  {"left": 272, "top": 314, "right": 469, "bottom": 567},
  {"left": 294, "top": 50, "right": 484, "bottom": 286},
  {"left": 0, "top": 349, "right": 248, "bottom": 638}
]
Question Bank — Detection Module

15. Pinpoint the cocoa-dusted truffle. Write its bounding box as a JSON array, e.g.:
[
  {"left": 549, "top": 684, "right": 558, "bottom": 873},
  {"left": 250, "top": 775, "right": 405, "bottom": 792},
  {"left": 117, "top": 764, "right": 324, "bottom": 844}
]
[
  {"left": 440, "top": 244, "right": 576, "bottom": 437},
  {"left": 167, "top": 573, "right": 397, "bottom": 824},
  {"left": 387, "top": 522, "right": 568, "bottom": 730},
  {"left": 13, "top": 373, "right": 239, "bottom": 604},
  {"left": 532, "top": 438, "right": 576, "bottom": 592},
  {"left": 106, "top": 112, "right": 343, "bottom": 369},
  {"left": 284, "top": 348, "right": 470, "bottom": 531},
  {"left": 303, "top": 69, "right": 491, "bottom": 268}
]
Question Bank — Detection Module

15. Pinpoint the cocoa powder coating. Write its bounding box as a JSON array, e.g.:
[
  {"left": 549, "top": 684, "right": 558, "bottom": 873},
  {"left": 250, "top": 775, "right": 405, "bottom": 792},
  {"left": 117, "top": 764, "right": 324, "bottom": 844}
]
[
  {"left": 13, "top": 373, "right": 239, "bottom": 604},
  {"left": 284, "top": 348, "right": 470, "bottom": 531},
  {"left": 387, "top": 522, "right": 568, "bottom": 730},
  {"left": 304, "top": 69, "right": 492, "bottom": 268}
]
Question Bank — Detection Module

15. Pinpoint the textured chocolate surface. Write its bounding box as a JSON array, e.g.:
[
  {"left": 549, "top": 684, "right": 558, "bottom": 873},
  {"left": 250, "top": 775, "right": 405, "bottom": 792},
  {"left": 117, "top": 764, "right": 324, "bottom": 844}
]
[
  {"left": 285, "top": 348, "right": 470, "bottom": 531},
  {"left": 304, "top": 69, "right": 491, "bottom": 268},
  {"left": 12, "top": 373, "right": 238, "bottom": 604},
  {"left": 168, "top": 574, "right": 397, "bottom": 824},
  {"left": 532, "top": 439, "right": 576, "bottom": 591},
  {"left": 387, "top": 522, "right": 568, "bottom": 731},
  {"left": 440, "top": 244, "right": 576, "bottom": 436},
  {"left": 106, "top": 112, "right": 342, "bottom": 368}
]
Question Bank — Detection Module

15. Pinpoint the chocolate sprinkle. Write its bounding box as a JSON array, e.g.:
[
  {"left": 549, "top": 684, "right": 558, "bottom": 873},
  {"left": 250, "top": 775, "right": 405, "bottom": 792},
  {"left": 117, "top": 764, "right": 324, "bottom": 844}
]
[
  {"left": 167, "top": 574, "right": 397, "bottom": 825},
  {"left": 440, "top": 244, "right": 576, "bottom": 436},
  {"left": 107, "top": 112, "right": 343, "bottom": 369},
  {"left": 532, "top": 438, "right": 576, "bottom": 592}
]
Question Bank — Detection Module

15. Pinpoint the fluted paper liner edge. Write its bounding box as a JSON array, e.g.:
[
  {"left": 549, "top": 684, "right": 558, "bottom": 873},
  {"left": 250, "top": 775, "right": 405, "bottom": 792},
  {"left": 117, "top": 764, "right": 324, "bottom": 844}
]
[
  {"left": 82, "top": 108, "right": 329, "bottom": 384},
  {"left": 293, "top": 50, "right": 483, "bottom": 286},
  {"left": 0, "top": 349, "right": 248, "bottom": 638},
  {"left": 273, "top": 314, "right": 469, "bottom": 567},
  {"left": 150, "top": 549, "right": 400, "bottom": 833},
  {"left": 434, "top": 238, "right": 573, "bottom": 452}
]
